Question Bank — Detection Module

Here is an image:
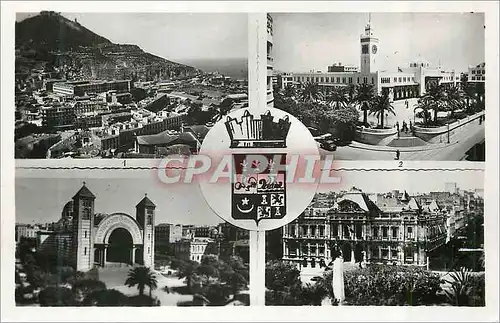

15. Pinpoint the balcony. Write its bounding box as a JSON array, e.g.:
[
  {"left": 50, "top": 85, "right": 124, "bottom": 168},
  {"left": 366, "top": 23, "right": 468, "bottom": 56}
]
[
  {"left": 267, "top": 90, "right": 274, "bottom": 106},
  {"left": 267, "top": 30, "right": 273, "bottom": 44},
  {"left": 267, "top": 56, "right": 274, "bottom": 69}
]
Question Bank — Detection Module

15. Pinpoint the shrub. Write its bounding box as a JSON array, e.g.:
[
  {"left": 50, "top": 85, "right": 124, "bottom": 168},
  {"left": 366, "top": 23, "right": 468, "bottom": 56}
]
[
  {"left": 322, "top": 265, "right": 443, "bottom": 306},
  {"left": 467, "top": 273, "right": 485, "bottom": 307},
  {"left": 73, "top": 279, "right": 107, "bottom": 302},
  {"left": 128, "top": 294, "right": 161, "bottom": 307},
  {"left": 82, "top": 289, "right": 129, "bottom": 306},
  {"left": 39, "top": 286, "right": 77, "bottom": 306},
  {"left": 445, "top": 268, "right": 485, "bottom": 307},
  {"left": 265, "top": 260, "right": 302, "bottom": 292}
]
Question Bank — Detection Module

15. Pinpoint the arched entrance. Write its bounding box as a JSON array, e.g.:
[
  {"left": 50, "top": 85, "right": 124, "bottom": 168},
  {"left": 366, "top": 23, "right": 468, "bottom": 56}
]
[
  {"left": 354, "top": 243, "right": 364, "bottom": 263},
  {"left": 342, "top": 243, "right": 352, "bottom": 262},
  {"left": 107, "top": 228, "right": 133, "bottom": 264}
]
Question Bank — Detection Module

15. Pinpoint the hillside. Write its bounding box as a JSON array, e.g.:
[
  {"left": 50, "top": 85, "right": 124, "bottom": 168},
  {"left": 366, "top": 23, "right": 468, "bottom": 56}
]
[{"left": 15, "top": 11, "right": 200, "bottom": 80}]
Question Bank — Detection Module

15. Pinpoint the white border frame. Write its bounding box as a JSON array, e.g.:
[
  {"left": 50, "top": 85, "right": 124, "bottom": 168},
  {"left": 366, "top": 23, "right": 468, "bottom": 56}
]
[{"left": 2, "top": 1, "right": 498, "bottom": 322}]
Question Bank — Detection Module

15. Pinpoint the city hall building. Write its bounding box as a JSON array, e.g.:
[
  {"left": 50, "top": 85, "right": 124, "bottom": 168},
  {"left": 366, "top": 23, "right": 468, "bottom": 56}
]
[
  {"left": 282, "top": 22, "right": 460, "bottom": 101},
  {"left": 281, "top": 188, "right": 448, "bottom": 270},
  {"left": 36, "top": 183, "right": 155, "bottom": 271}
]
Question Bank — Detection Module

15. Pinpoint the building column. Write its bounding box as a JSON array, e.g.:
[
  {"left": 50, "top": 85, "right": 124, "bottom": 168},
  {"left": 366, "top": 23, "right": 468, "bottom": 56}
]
[
  {"left": 103, "top": 245, "right": 108, "bottom": 267},
  {"left": 351, "top": 245, "right": 355, "bottom": 264},
  {"left": 388, "top": 245, "right": 392, "bottom": 261},
  {"left": 414, "top": 250, "right": 418, "bottom": 265},
  {"left": 131, "top": 246, "right": 136, "bottom": 265}
]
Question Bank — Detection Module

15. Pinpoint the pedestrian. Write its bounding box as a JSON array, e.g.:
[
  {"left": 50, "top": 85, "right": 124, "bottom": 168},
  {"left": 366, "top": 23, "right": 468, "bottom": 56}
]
[
  {"left": 396, "top": 121, "right": 400, "bottom": 138},
  {"left": 395, "top": 149, "right": 400, "bottom": 160}
]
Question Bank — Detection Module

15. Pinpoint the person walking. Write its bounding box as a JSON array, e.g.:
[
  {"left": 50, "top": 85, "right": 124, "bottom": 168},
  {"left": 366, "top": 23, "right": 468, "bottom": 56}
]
[
  {"left": 395, "top": 149, "right": 400, "bottom": 160},
  {"left": 396, "top": 121, "right": 400, "bottom": 138}
]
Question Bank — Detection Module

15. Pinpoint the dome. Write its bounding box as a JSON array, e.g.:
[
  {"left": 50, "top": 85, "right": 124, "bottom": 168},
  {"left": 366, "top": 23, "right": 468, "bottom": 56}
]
[
  {"left": 409, "top": 58, "right": 431, "bottom": 68},
  {"left": 61, "top": 200, "right": 74, "bottom": 218}
]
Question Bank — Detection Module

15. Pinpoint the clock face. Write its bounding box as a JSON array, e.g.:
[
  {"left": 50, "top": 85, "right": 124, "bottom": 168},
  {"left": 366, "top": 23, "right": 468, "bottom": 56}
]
[{"left": 372, "top": 45, "right": 378, "bottom": 54}]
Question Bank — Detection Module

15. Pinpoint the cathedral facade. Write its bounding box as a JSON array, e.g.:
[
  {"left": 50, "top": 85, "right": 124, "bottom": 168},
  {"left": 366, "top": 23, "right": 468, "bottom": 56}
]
[{"left": 37, "top": 183, "right": 155, "bottom": 272}]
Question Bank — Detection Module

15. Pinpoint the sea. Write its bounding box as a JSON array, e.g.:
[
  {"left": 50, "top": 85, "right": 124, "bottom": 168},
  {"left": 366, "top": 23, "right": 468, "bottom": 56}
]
[{"left": 180, "top": 58, "right": 248, "bottom": 80}]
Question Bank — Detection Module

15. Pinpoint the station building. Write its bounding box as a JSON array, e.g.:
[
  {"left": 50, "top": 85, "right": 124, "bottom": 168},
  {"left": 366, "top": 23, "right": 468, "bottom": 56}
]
[{"left": 282, "top": 22, "right": 460, "bottom": 102}]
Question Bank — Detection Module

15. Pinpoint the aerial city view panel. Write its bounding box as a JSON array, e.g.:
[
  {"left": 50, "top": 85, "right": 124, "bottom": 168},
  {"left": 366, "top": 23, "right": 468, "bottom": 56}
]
[
  {"left": 267, "top": 13, "right": 485, "bottom": 161},
  {"left": 15, "top": 11, "right": 248, "bottom": 159}
]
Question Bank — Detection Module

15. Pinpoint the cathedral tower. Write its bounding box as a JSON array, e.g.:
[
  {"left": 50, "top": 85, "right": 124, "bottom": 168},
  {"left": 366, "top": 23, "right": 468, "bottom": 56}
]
[
  {"left": 136, "top": 194, "right": 156, "bottom": 267},
  {"left": 71, "top": 182, "right": 95, "bottom": 271}
]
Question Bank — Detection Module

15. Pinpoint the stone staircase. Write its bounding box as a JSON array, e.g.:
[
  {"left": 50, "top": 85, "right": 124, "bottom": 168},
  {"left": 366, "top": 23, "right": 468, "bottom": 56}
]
[{"left": 388, "top": 136, "right": 428, "bottom": 147}]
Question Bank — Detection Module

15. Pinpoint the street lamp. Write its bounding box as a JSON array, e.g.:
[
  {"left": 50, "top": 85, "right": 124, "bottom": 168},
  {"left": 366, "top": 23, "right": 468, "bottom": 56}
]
[{"left": 447, "top": 123, "right": 450, "bottom": 144}]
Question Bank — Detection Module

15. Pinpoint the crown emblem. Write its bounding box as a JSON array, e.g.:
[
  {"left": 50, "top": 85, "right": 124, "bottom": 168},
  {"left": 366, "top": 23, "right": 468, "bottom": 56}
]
[{"left": 225, "top": 110, "right": 291, "bottom": 148}]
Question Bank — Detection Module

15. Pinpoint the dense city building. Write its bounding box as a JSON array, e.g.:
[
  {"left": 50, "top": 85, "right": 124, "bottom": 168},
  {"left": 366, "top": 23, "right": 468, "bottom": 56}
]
[
  {"left": 172, "top": 237, "right": 218, "bottom": 262},
  {"left": 52, "top": 80, "right": 132, "bottom": 97},
  {"left": 468, "top": 62, "right": 486, "bottom": 83},
  {"left": 280, "top": 186, "right": 481, "bottom": 272},
  {"left": 267, "top": 14, "right": 274, "bottom": 107}
]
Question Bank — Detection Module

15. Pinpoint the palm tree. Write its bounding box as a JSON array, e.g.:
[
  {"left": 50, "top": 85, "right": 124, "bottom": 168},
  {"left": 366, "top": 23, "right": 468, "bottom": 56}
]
[
  {"left": 415, "top": 99, "right": 432, "bottom": 126},
  {"left": 421, "top": 83, "right": 447, "bottom": 123},
  {"left": 299, "top": 82, "right": 322, "bottom": 103},
  {"left": 177, "top": 260, "right": 199, "bottom": 292},
  {"left": 369, "top": 93, "right": 395, "bottom": 129},
  {"left": 125, "top": 266, "right": 158, "bottom": 297},
  {"left": 445, "top": 85, "right": 465, "bottom": 117},
  {"left": 325, "top": 87, "right": 348, "bottom": 109},
  {"left": 345, "top": 83, "right": 358, "bottom": 105},
  {"left": 462, "top": 83, "right": 477, "bottom": 112},
  {"left": 283, "top": 84, "right": 296, "bottom": 98},
  {"left": 213, "top": 98, "right": 234, "bottom": 122},
  {"left": 354, "top": 83, "right": 376, "bottom": 126}
]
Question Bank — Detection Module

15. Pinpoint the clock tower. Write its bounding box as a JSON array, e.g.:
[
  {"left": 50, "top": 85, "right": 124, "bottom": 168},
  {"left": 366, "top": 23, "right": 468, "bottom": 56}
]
[{"left": 360, "top": 21, "right": 379, "bottom": 74}]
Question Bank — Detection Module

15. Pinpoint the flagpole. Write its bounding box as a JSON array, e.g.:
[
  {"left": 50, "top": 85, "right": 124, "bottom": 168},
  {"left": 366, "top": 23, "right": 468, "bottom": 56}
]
[
  {"left": 248, "top": 12, "right": 267, "bottom": 307},
  {"left": 249, "top": 230, "right": 266, "bottom": 306}
]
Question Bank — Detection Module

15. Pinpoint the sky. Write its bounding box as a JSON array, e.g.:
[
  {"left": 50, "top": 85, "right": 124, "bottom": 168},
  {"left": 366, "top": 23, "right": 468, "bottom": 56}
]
[
  {"left": 317, "top": 170, "right": 484, "bottom": 195},
  {"left": 271, "top": 12, "right": 485, "bottom": 74},
  {"left": 16, "top": 12, "right": 248, "bottom": 63},
  {"left": 15, "top": 176, "right": 222, "bottom": 226}
]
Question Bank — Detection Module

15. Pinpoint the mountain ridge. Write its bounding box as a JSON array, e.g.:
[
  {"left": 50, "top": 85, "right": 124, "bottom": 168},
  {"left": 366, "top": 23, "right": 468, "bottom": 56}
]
[{"left": 15, "top": 11, "right": 200, "bottom": 80}]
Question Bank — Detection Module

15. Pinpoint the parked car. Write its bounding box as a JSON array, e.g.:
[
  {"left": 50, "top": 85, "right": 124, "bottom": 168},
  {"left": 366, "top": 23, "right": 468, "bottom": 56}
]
[{"left": 320, "top": 139, "right": 337, "bottom": 152}]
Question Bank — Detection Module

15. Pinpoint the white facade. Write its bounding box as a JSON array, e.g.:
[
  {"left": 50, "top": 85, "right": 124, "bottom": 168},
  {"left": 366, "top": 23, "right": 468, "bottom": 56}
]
[
  {"left": 468, "top": 62, "right": 485, "bottom": 83},
  {"left": 286, "top": 22, "right": 461, "bottom": 101}
]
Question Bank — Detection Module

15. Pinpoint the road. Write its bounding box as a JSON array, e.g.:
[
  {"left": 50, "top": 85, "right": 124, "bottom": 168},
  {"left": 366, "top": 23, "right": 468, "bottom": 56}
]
[{"left": 324, "top": 119, "right": 485, "bottom": 161}]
